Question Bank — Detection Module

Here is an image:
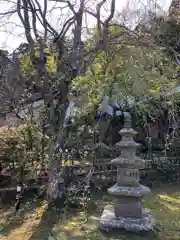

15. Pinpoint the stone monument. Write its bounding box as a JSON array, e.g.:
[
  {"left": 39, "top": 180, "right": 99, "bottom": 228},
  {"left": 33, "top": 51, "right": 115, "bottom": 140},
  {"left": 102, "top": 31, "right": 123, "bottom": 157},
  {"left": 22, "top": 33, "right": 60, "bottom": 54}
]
[{"left": 100, "top": 112, "right": 154, "bottom": 232}]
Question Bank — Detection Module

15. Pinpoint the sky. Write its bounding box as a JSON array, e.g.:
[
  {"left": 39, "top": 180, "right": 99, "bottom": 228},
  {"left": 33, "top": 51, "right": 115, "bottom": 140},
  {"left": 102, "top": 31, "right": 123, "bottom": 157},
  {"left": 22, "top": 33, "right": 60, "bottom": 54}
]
[{"left": 0, "top": 0, "right": 172, "bottom": 52}]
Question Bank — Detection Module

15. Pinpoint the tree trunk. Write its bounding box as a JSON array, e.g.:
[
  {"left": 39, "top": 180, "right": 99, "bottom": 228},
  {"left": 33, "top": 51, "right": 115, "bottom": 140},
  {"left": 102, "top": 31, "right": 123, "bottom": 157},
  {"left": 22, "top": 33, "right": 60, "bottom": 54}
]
[
  {"left": 46, "top": 133, "right": 65, "bottom": 200},
  {"left": 46, "top": 85, "right": 69, "bottom": 201}
]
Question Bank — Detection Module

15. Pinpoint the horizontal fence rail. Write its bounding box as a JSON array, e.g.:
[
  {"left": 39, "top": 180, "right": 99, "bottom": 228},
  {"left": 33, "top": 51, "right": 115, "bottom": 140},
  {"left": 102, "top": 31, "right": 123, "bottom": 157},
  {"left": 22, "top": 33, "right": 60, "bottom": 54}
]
[{"left": 1, "top": 156, "right": 180, "bottom": 192}]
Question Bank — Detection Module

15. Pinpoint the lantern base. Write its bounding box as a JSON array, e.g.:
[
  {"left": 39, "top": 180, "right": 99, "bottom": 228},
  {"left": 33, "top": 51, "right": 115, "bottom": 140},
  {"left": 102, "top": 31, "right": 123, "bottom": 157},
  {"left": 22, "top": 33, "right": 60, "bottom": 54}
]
[{"left": 100, "top": 205, "right": 154, "bottom": 232}]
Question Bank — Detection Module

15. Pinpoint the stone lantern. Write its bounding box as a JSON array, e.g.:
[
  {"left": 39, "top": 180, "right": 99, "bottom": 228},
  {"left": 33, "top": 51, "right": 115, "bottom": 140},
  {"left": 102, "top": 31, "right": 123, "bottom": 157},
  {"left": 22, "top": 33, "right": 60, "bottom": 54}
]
[{"left": 100, "top": 112, "right": 154, "bottom": 232}]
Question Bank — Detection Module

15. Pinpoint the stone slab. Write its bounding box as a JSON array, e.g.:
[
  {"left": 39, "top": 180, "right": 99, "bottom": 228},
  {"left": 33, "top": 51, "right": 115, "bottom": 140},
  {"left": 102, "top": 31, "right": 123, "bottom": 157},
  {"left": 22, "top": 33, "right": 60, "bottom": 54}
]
[
  {"left": 108, "top": 183, "right": 150, "bottom": 197},
  {"left": 100, "top": 205, "right": 154, "bottom": 232},
  {"left": 111, "top": 156, "right": 144, "bottom": 168}
]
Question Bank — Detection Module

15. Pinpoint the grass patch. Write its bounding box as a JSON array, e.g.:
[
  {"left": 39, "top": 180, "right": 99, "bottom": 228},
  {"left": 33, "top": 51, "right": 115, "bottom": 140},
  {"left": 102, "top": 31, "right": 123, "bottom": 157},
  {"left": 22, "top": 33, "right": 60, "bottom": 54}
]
[{"left": 1, "top": 184, "right": 180, "bottom": 239}]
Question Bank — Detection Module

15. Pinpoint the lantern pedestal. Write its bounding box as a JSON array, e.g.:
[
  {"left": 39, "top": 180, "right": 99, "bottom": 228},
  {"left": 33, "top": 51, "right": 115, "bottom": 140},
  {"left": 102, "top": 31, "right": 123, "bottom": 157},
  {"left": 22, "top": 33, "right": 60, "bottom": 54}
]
[{"left": 100, "top": 205, "right": 153, "bottom": 232}]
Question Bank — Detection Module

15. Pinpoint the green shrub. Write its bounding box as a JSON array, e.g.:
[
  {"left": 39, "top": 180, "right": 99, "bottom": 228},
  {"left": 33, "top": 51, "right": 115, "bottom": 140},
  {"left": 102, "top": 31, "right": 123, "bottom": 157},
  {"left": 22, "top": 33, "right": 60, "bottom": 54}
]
[{"left": 0, "top": 122, "right": 49, "bottom": 171}]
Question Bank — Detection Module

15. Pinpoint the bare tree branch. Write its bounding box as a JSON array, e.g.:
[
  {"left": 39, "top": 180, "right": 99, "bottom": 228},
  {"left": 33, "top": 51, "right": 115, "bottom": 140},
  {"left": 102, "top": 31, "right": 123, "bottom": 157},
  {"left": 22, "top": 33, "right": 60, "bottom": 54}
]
[
  {"left": 28, "top": 0, "right": 38, "bottom": 39},
  {"left": 43, "top": 0, "right": 48, "bottom": 40},
  {"left": 73, "top": 0, "right": 85, "bottom": 48},
  {"left": 104, "top": 0, "right": 116, "bottom": 25},
  {"left": 50, "top": 0, "right": 77, "bottom": 16},
  {"left": 22, "top": 0, "right": 32, "bottom": 41},
  {"left": 17, "top": 0, "right": 34, "bottom": 46},
  {"left": 96, "top": 0, "right": 107, "bottom": 33},
  {"left": 34, "top": 0, "right": 58, "bottom": 37},
  {"left": 54, "top": 16, "right": 75, "bottom": 41},
  {"left": 62, "top": 0, "right": 77, "bottom": 16},
  {"left": 0, "top": 9, "right": 18, "bottom": 16}
]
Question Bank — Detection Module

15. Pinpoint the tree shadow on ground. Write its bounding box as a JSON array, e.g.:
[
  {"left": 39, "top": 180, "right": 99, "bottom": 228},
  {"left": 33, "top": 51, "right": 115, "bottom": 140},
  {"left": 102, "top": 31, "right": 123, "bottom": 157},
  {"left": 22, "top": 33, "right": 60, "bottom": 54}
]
[
  {"left": 0, "top": 197, "right": 43, "bottom": 237},
  {"left": 29, "top": 199, "right": 65, "bottom": 240}
]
